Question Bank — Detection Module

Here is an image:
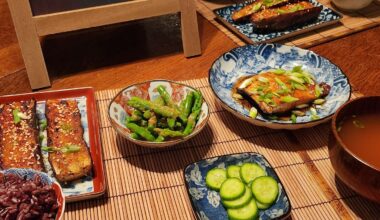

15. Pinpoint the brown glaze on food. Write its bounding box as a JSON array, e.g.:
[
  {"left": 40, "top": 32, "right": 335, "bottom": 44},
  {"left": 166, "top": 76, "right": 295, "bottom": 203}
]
[
  {"left": 232, "top": 0, "right": 300, "bottom": 22},
  {"left": 250, "top": 1, "right": 322, "bottom": 31},
  {"left": 0, "top": 100, "right": 43, "bottom": 171},
  {"left": 46, "top": 100, "right": 92, "bottom": 182},
  {"left": 236, "top": 71, "right": 330, "bottom": 114}
]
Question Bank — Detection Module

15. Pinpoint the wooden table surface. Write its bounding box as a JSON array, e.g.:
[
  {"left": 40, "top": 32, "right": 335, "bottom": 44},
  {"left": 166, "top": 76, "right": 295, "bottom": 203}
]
[{"left": 0, "top": 0, "right": 379, "bottom": 96}]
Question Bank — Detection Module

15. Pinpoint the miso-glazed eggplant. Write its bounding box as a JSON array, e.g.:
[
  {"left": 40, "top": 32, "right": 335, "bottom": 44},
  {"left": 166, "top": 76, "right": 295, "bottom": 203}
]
[
  {"left": 232, "top": 0, "right": 322, "bottom": 31},
  {"left": 234, "top": 66, "right": 330, "bottom": 122}
]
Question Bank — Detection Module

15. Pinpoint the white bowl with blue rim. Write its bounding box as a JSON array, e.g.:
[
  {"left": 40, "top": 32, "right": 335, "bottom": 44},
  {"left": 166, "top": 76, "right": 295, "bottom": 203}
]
[
  {"left": 209, "top": 43, "right": 351, "bottom": 130},
  {"left": 0, "top": 168, "right": 65, "bottom": 220},
  {"left": 108, "top": 80, "right": 210, "bottom": 148},
  {"left": 184, "top": 152, "right": 291, "bottom": 220}
]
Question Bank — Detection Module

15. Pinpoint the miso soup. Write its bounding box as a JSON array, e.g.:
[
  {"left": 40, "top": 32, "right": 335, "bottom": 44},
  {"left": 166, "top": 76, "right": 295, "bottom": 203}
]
[{"left": 338, "top": 113, "right": 380, "bottom": 169}]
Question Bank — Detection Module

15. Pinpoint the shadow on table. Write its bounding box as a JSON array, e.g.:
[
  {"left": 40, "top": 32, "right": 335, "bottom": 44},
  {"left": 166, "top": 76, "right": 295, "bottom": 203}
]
[
  {"left": 43, "top": 13, "right": 183, "bottom": 79},
  {"left": 115, "top": 124, "right": 214, "bottom": 173},
  {"left": 335, "top": 175, "right": 380, "bottom": 218},
  {"left": 218, "top": 110, "right": 329, "bottom": 152}
]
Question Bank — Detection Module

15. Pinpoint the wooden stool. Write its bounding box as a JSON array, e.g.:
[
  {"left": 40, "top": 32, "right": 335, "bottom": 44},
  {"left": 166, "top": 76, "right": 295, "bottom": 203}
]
[{"left": 7, "top": 0, "right": 201, "bottom": 89}]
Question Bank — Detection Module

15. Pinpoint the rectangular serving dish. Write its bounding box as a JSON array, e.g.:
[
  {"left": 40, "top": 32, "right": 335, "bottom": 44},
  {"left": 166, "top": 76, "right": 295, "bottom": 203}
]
[
  {"left": 0, "top": 87, "right": 105, "bottom": 202},
  {"left": 213, "top": 0, "right": 343, "bottom": 44}
]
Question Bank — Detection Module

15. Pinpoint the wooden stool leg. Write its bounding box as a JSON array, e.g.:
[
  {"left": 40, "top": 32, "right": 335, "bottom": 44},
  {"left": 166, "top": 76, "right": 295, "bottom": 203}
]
[
  {"left": 7, "top": 0, "right": 51, "bottom": 89},
  {"left": 179, "top": 0, "right": 202, "bottom": 57}
]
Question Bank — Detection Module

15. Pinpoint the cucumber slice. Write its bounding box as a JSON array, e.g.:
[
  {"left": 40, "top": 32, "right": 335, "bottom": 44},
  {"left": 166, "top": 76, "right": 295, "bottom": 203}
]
[
  {"left": 222, "top": 186, "right": 252, "bottom": 208},
  {"left": 227, "top": 165, "right": 241, "bottom": 179},
  {"left": 256, "top": 200, "right": 271, "bottom": 210},
  {"left": 240, "top": 163, "right": 266, "bottom": 184},
  {"left": 251, "top": 176, "right": 279, "bottom": 205},
  {"left": 220, "top": 178, "right": 245, "bottom": 200},
  {"left": 205, "top": 168, "right": 227, "bottom": 191},
  {"left": 227, "top": 199, "right": 258, "bottom": 220}
]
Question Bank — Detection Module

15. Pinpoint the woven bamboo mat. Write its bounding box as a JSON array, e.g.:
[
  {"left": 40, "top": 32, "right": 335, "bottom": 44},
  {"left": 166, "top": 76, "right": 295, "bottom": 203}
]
[
  {"left": 196, "top": 0, "right": 380, "bottom": 48},
  {"left": 62, "top": 78, "right": 380, "bottom": 220}
]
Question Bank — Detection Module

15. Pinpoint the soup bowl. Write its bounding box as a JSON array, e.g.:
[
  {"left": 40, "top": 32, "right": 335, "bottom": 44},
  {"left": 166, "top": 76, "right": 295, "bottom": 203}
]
[{"left": 328, "top": 96, "right": 380, "bottom": 203}]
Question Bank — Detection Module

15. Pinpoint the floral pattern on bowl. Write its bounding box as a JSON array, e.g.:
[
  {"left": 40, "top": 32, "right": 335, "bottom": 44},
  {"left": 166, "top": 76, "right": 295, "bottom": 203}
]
[
  {"left": 209, "top": 43, "right": 351, "bottom": 129},
  {"left": 213, "top": 0, "right": 342, "bottom": 44},
  {"left": 1, "top": 168, "right": 65, "bottom": 220},
  {"left": 184, "top": 152, "right": 291, "bottom": 220},
  {"left": 108, "top": 80, "right": 210, "bottom": 148}
]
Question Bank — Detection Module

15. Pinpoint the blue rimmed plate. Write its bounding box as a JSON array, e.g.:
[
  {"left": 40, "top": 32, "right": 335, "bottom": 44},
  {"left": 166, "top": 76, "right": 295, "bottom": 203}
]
[
  {"left": 184, "top": 152, "right": 291, "bottom": 220},
  {"left": 213, "top": 0, "right": 342, "bottom": 44},
  {"left": 209, "top": 43, "right": 351, "bottom": 129}
]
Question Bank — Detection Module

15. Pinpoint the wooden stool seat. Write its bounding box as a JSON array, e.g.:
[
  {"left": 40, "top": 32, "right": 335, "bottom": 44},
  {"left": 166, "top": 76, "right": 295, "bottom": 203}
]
[{"left": 7, "top": 0, "right": 201, "bottom": 89}]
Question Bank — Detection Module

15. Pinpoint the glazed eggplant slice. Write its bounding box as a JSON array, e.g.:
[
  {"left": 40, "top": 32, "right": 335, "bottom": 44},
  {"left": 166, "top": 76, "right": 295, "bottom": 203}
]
[
  {"left": 232, "top": 0, "right": 300, "bottom": 22},
  {"left": 236, "top": 67, "right": 330, "bottom": 114},
  {"left": 250, "top": 1, "right": 322, "bottom": 31},
  {"left": 0, "top": 100, "right": 44, "bottom": 171},
  {"left": 45, "top": 99, "right": 92, "bottom": 182}
]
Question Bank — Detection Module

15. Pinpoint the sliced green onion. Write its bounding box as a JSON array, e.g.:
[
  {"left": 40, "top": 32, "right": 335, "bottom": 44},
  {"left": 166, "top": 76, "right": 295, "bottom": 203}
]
[
  {"left": 258, "top": 76, "right": 269, "bottom": 83},
  {"left": 310, "top": 107, "right": 317, "bottom": 116},
  {"left": 12, "top": 109, "right": 21, "bottom": 124},
  {"left": 292, "top": 82, "right": 306, "bottom": 91},
  {"left": 249, "top": 107, "right": 258, "bottom": 118},
  {"left": 280, "top": 96, "right": 299, "bottom": 103},
  {"left": 40, "top": 119, "right": 47, "bottom": 130},
  {"left": 61, "top": 145, "right": 81, "bottom": 153},
  {"left": 267, "top": 115, "right": 278, "bottom": 120},
  {"left": 291, "top": 114, "right": 297, "bottom": 123},
  {"left": 353, "top": 120, "right": 365, "bottom": 128},
  {"left": 311, "top": 115, "right": 320, "bottom": 120},
  {"left": 292, "top": 65, "right": 303, "bottom": 73},
  {"left": 313, "top": 99, "right": 326, "bottom": 105},
  {"left": 272, "top": 68, "right": 286, "bottom": 74},
  {"left": 315, "top": 84, "right": 322, "bottom": 98},
  {"left": 289, "top": 75, "right": 305, "bottom": 84}
]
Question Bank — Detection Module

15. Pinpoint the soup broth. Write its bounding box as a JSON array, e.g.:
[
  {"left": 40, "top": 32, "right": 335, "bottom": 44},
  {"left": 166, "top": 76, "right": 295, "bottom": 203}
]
[{"left": 338, "top": 113, "right": 380, "bottom": 169}]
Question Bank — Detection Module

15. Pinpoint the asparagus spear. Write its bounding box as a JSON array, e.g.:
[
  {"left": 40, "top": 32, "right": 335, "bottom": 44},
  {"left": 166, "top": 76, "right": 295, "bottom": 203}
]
[
  {"left": 126, "top": 123, "right": 156, "bottom": 141},
  {"left": 153, "top": 128, "right": 184, "bottom": 138},
  {"left": 127, "top": 97, "right": 180, "bottom": 118},
  {"left": 157, "top": 85, "right": 176, "bottom": 108},
  {"left": 183, "top": 91, "right": 203, "bottom": 136},
  {"left": 179, "top": 92, "right": 195, "bottom": 123},
  {"left": 148, "top": 114, "right": 157, "bottom": 131}
]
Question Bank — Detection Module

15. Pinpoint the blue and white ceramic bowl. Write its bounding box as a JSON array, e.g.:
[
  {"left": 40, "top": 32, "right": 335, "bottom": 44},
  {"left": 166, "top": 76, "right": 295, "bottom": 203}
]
[
  {"left": 0, "top": 168, "right": 65, "bottom": 220},
  {"left": 209, "top": 43, "right": 351, "bottom": 129},
  {"left": 184, "top": 152, "right": 291, "bottom": 220}
]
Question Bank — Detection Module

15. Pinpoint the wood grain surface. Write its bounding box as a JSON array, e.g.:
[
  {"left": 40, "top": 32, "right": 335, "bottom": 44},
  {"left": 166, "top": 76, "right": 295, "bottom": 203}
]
[{"left": 0, "top": 0, "right": 378, "bottom": 95}]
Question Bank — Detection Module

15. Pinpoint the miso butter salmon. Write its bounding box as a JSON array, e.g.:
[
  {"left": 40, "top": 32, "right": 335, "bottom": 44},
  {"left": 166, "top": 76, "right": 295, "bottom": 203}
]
[
  {"left": 46, "top": 100, "right": 92, "bottom": 182},
  {"left": 0, "top": 100, "right": 43, "bottom": 170},
  {"left": 236, "top": 67, "right": 330, "bottom": 114}
]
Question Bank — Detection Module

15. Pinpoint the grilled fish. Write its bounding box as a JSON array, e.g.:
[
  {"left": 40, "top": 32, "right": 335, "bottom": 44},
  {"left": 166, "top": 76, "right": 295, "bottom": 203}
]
[
  {"left": 0, "top": 100, "right": 43, "bottom": 170},
  {"left": 46, "top": 99, "right": 92, "bottom": 182},
  {"left": 237, "top": 69, "right": 330, "bottom": 114}
]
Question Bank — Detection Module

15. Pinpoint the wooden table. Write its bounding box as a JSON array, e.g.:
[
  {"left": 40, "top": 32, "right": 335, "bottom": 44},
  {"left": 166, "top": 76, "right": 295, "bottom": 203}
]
[{"left": 0, "top": 1, "right": 380, "bottom": 219}]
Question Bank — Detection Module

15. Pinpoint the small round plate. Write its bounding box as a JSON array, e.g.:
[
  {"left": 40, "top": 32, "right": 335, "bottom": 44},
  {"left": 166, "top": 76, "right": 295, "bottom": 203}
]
[
  {"left": 209, "top": 43, "right": 351, "bottom": 130},
  {"left": 108, "top": 80, "right": 209, "bottom": 148}
]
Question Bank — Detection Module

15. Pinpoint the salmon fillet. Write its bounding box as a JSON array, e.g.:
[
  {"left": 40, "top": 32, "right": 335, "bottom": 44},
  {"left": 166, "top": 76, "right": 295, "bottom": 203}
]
[
  {"left": 46, "top": 99, "right": 92, "bottom": 182},
  {"left": 0, "top": 100, "right": 43, "bottom": 170},
  {"left": 237, "top": 70, "right": 330, "bottom": 114}
]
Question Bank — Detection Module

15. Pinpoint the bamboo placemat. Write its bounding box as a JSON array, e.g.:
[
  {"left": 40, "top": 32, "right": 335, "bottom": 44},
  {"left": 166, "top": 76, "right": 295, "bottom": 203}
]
[
  {"left": 62, "top": 78, "right": 380, "bottom": 220},
  {"left": 196, "top": 0, "right": 380, "bottom": 48}
]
